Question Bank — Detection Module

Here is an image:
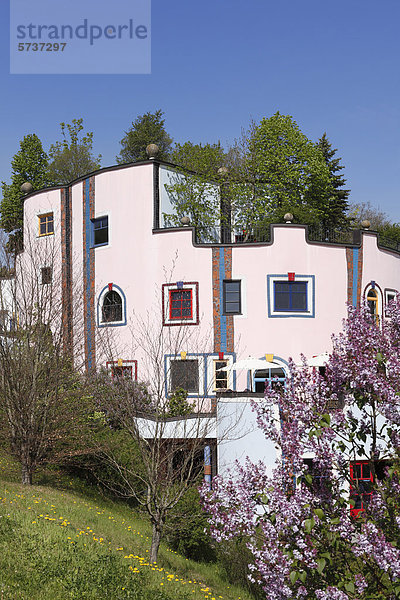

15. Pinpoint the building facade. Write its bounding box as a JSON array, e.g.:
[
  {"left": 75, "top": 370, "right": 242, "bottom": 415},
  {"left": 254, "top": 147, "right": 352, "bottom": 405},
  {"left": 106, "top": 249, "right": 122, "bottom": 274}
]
[{"left": 21, "top": 159, "right": 400, "bottom": 475}]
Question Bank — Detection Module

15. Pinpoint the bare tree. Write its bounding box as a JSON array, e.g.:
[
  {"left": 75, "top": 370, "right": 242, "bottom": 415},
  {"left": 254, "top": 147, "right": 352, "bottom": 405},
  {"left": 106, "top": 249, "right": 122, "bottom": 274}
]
[
  {"left": 0, "top": 233, "right": 90, "bottom": 484},
  {"left": 90, "top": 302, "right": 224, "bottom": 563}
]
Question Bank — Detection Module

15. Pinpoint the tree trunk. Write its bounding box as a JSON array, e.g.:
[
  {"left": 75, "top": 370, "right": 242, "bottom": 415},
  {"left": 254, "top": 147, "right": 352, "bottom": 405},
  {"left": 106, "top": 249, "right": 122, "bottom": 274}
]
[
  {"left": 150, "top": 520, "right": 163, "bottom": 563},
  {"left": 21, "top": 449, "right": 33, "bottom": 485}
]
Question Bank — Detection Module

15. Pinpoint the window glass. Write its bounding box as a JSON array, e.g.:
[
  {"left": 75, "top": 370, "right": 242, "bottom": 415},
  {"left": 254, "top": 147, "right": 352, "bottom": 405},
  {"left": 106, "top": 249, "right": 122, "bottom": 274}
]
[
  {"left": 170, "top": 359, "right": 199, "bottom": 393},
  {"left": 223, "top": 280, "right": 241, "bottom": 314},
  {"left": 92, "top": 216, "right": 108, "bottom": 246},
  {"left": 274, "top": 281, "right": 307, "bottom": 312},
  {"left": 350, "top": 461, "right": 373, "bottom": 515},
  {"left": 41, "top": 266, "right": 52, "bottom": 285},
  {"left": 214, "top": 360, "right": 228, "bottom": 389},
  {"left": 102, "top": 290, "right": 122, "bottom": 322},
  {"left": 38, "top": 213, "right": 54, "bottom": 236},
  {"left": 111, "top": 365, "right": 133, "bottom": 379},
  {"left": 169, "top": 289, "right": 192, "bottom": 320},
  {"left": 254, "top": 366, "right": 286, "bottom": 392}
]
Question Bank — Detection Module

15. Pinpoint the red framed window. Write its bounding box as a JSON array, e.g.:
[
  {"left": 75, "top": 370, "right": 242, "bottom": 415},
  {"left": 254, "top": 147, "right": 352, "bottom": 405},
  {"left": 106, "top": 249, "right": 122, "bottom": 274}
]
[
  {"left": 169, "top": 289, "right": 193, "bottom": 320},
  {"left": 350, "top": 461, "right": 373, "bottom": 517},
  {"left": 106, "top": 360, "right": 137, "bottom": 380}
]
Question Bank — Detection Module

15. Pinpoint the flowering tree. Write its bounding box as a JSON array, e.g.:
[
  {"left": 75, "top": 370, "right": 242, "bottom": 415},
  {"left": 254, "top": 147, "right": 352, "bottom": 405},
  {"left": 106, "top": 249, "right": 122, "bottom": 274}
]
[{"left": 202, "top": 304, "right": 400, "bottom": 600}]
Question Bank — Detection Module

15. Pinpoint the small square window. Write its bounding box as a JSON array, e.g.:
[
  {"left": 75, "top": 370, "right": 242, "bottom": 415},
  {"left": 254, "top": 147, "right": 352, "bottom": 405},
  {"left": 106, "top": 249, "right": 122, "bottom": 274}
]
[
  {"left": 41, "top": 266, "right": 52, "bottom": 285},
  {"left": 112, "top": 365, "right": 132, "bottom": 379},
  {"left": 169, "top": 289, "right": 193, "bottom": 320},
  {"left": 38, "top": 213, "right": 54, "bottom": 236},
  {"left": 274, "top": 281, "right": 307, "bottom": 312},
  {"left": 223, "top": 280, "right": 241, "bottom": 315},
  {"left": 92, "top": 216, "right": 108, "bottom": 247},
  {"left": 267, "top": 275, "right": 314, "bottom": 318},
  {"left": 162, "top": 282, "right": 199, "bottom": 326},
  {"left": 170, "top": 359, "right": 199, "bottom": 393},
  {"left": 107, "top": 360, "right": 137, "bottom": 380}
]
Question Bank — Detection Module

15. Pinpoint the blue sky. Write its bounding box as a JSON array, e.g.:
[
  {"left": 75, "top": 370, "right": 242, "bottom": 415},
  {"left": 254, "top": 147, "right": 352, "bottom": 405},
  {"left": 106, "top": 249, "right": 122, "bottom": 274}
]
[{"left": 1, "top": 0, "right": 399, "bottom": 219}]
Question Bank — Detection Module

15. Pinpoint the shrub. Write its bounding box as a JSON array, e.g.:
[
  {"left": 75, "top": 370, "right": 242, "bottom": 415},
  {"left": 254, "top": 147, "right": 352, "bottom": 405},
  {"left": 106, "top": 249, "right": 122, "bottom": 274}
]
[{"left": 165, "top": 486, "right": 216, "bottom": 562}]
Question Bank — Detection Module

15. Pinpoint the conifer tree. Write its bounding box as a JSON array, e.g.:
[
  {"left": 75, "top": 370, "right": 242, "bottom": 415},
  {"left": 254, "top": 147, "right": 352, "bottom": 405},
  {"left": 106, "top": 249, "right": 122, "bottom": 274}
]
[
  {"left": 316, "top": 132, "right": 350, "bottom": 228},
  {"left": 116, "top": 109, "right": 173, "bottom": 163}
]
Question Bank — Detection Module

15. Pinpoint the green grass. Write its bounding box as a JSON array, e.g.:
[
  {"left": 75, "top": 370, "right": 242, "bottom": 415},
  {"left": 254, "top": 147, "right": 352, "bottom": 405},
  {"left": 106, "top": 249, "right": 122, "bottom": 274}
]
[{"left": 0, "top": 453, "right": 253, "bottom": 600}]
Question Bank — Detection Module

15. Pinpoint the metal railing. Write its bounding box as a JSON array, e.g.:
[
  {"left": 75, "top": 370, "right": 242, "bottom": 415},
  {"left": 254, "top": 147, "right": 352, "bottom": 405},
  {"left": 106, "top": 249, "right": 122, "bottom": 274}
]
[{"left": 164, "top": 222, "right": 400, "bottom": 254}]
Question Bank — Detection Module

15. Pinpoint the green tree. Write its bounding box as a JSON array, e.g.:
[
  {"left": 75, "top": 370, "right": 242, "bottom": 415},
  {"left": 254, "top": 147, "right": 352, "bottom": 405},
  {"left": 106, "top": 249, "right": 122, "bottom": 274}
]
[
  {"left": 0, "top": 134, "right": 51, "bottom": 251},
  {"left": 48, "top": 118, "right": 101, "bottom": 185},
  {"left": 244, "top": 112, "right": 333, "bottom": 227},
  {"left": 315, "top": 132, "right": 350, "bottom": 228},
  {"left": 116, "top": 109, "right": 173, "bottom": 164}
]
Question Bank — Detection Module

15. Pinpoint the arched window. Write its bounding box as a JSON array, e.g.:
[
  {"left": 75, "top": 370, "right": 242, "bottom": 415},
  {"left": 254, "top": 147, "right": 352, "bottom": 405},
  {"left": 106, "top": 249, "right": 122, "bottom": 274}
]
[
  {"left": 97, "top": 284, "right": 126, "bottom": 327},
  {"left": 102, "top": 290, "right": 122, "bottom": 322},
  {"left": 366, "top": 288, "right": 379, "bottom": 325}
]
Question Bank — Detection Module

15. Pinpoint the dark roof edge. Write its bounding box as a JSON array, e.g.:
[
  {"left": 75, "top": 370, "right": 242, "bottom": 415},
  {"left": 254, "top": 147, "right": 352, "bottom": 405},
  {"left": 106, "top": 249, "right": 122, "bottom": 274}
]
[{"left": 21, "top": 158, "right": 189, "bottom": 203}]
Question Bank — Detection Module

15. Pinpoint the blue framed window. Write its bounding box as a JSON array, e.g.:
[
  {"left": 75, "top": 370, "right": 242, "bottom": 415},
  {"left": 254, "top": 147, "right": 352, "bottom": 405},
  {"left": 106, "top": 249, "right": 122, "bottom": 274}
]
[
  {"left": 254, "top": 365, "right": 286, "bottom": 393},
  {"left": 274, "top": 281, "right": 307, "bottom": 312},
  {"left": 92, "top": 216, "right": 108, "bottom": 247}
]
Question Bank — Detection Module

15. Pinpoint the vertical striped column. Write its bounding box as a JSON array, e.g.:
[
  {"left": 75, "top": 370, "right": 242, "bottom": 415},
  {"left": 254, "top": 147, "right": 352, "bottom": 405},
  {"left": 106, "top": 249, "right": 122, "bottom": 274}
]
[
  {"left": 346, "top": 245, "right": 363, "bottom": 306},
  {"left": 212, "top": 247, "right": 234, "bottom": 353},
  {"left": 83, "top": 177, "right": 96, "bottom": 371},
  {"left": 61, "top": 186, "right": 73, "bottom": 357}
]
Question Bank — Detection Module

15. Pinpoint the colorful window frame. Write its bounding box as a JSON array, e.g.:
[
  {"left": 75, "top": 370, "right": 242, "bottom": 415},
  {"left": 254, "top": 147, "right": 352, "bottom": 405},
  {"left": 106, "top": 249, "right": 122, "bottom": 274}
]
[
  {"left": 162, "top": 282, "right": 199, "bottom": 326},
  {"left": 267, "top": 275, "right": 315, "bottom": 318},
  {"left": 107, "top": 360, "right": 137, "bottom": 380},
  {"left": 350, "top": 461, "right": 373, "bottom": 517},
  {"left": 97, "top": 284, "right": 127, "bottom": 327},
  {"left": 169, "top": 289, "right": 193, "bottom": 321},
  {"left": 213, "top": 359, "right": 228, "bottom": 390},
  {"left": 364, "top": 283, "right": 382, "bottom": 326},
  {"left": 38, "top": 213, "right": 54, "bottom": 236}
]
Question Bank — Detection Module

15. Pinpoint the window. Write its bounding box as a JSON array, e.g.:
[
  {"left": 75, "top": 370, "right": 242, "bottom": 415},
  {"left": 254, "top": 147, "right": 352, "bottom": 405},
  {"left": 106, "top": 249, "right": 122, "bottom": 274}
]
[
  {"left": 162, "top": 282, "right": 199, "bottom": 326},
  {"left": 214, "top": 360, "right": 228, "bottom": 390},
  {"left": 170, "top": 359, "right": 199, "bottom": 393},
  {"left": 385, "top": 289, "right": 397, "bottom": 316},
  {"left": 97, "top": 284, "right": 126, "bottom": 327},
  {"left": 267, "top": 275, "right": 315, "bottom": 318},
  {"left": 102, "top": 290, "right": 122, "bottom": 323},
  {"left": 367, "top": 288, "right": 378, "bottom": 324},
  {"left": 303, "top": 458, "right": 330, "bottom": 497},
  {"left": 169, "top": 289, "right": 192, "bottom": 320},
  {"left": 254, "top": 365, "right": 286, "bottom": 393},
  {"left": 350, "top": 461, "right": 373, "bottom": 517},
  {"left": 92, "top": 216, "right": 108, "bottom": 247},
  {"left": 41, "top": 266, "right": 52, "bottom": 285},
  {"left": 274, "top": 281, "right": 307, "bottom": 312},
  {"left": 223, "top": 280, "right": 241, "bottom": 315},
  {"left": 38, "top": 213, "right": 54, "bottom": 236},
  {"left": 107, "top": 360, "right": 137, "bottom": 380}
]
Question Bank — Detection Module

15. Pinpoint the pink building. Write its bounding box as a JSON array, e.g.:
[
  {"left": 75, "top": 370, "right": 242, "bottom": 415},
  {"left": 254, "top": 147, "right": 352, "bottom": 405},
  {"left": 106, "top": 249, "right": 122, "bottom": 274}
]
[{"left": 21, "top": 159, "right": 400, "bottom": 474}]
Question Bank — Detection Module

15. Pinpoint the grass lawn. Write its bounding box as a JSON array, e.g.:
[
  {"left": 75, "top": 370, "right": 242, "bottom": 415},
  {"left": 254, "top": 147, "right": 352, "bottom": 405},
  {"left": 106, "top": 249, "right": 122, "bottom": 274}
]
[{"left": 0, "top": 453, "right": 253, "bottom": 600}]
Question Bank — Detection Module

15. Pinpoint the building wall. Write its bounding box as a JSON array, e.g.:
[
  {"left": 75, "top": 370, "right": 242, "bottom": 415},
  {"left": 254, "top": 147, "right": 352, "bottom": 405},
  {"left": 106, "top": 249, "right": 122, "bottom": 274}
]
[{"left": 20, "top": 162, "right": 400, "bottom": 399}]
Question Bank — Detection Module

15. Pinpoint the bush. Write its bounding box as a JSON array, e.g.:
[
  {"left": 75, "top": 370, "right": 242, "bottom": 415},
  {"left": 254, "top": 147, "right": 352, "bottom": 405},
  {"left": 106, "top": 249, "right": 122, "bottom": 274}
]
[
  {"left": 216, "top": 538, "right": 264, "bottom": 600},
  {"left": 62, "top": 425, "right": 145, "bottom": 503},
  {"left": 165, "top": 487, "right": 216, "bottom": 562}
]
